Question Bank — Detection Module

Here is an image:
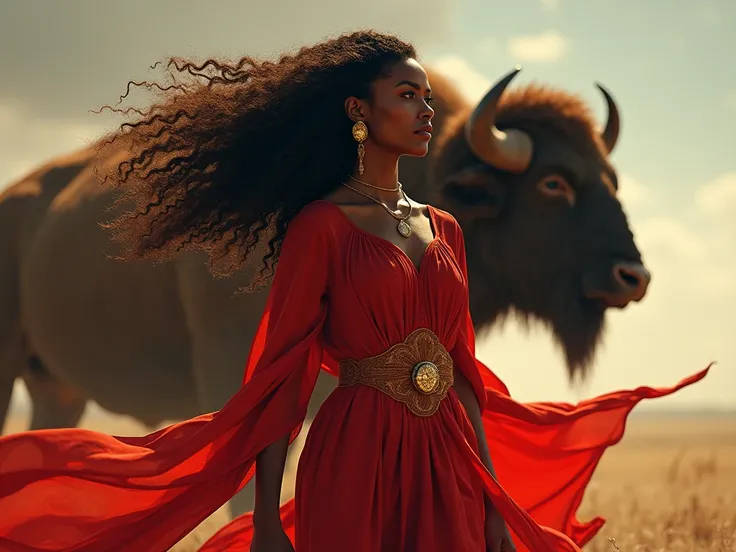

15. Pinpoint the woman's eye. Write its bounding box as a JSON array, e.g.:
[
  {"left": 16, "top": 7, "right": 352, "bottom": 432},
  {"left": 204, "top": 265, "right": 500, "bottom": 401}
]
[{"left": 401, "top": 91, "right": 434, "bottom": 104}]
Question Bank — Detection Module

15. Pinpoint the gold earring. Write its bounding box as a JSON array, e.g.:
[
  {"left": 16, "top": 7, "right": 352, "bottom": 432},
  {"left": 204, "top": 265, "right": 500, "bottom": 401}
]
[{"left": 352, "top": 121, "right": 368, "bottom": 175}]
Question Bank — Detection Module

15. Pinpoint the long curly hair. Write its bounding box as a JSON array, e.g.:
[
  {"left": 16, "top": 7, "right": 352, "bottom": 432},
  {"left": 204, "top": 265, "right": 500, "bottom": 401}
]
[{"left": 95, "top": 30, "right": 416, "bottom": 291}]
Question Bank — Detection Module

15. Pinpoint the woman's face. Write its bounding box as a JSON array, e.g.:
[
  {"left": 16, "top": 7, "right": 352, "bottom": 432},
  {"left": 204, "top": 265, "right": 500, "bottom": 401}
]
[{"left": 347, "top": 58, "right": 435, "bottom": 158}]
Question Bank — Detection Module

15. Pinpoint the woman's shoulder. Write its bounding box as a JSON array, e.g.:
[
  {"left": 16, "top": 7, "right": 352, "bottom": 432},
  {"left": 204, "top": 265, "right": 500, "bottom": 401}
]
[
  {"left": 425, "top": 203, "right": 463, "bottom": 239},
  {"left": 283, "top": 200, "right": 345, "bottom": 248},
  {"left": 290, "top": 200, "right": 345, "bottom": 231},
  {"left": 426, "top": 203, "right": 457, "bottom": 224}
]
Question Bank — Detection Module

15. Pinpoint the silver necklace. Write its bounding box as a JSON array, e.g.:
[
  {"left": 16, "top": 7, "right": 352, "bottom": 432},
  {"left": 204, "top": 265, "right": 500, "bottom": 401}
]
[{"left": 341, "top": 181, "right": 413, "bottom": 238}]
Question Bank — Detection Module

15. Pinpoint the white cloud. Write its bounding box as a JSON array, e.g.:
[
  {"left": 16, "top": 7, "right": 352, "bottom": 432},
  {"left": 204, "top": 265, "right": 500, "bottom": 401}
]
[
  {"left": 692, "top": 173, "right": 736, "bottom": 293},
  {"left": 507, "top": 31, "right": 570, "bottom": 63},
  {"left": 629, "top": 172, "right": 736, "bottom": 300},
  {"left": 429, "top": 55, "right": 493, "bottom": 104},
  {"left": 477, "top": 37, "right": 497, "bottom": 58},
  {"left": 636, "top": 216, "right": 708, "bottom": 262},
  {"left": 0, "top": 101, "right": 108, "bottom": 191},
  {"left": 634, "top": 222, "right": 735, "bottom": 301},
  {"left": 694, "top": 172, "right": 736, "bottom": 221},
  {"left": 618, "top": 173, "right": 653, "bottom": 210}
]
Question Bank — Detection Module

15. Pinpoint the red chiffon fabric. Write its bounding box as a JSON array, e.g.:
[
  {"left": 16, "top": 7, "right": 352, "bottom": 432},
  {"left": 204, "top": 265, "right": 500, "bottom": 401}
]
[{"left": 0, "top": 200, "right": 709, "bottom": 552}]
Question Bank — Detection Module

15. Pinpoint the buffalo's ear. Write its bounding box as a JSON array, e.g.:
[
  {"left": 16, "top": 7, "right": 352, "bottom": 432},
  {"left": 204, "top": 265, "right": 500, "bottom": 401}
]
[{"left": 438, "top": 165, "right": 507, "bottom": 220}]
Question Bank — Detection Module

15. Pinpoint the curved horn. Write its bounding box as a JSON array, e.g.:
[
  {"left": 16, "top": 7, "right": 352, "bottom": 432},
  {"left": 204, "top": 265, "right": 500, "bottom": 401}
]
[
  {"left": 464, "top": 66, "right": 533, "bottom": 174},
  {"left": 595, "top": 82, "right": 620, "bottom": 154}
]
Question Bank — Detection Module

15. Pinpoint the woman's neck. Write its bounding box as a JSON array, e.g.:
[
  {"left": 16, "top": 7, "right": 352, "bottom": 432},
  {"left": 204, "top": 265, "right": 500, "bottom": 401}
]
[{"left": 348, "top": 149, "right": 402, "bottom": 203}]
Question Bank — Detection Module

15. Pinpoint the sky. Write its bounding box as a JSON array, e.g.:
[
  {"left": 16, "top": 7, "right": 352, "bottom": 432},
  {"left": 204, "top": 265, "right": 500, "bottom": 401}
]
[{"left": 1, "top": 0, "right": 734, "bottom": 416}]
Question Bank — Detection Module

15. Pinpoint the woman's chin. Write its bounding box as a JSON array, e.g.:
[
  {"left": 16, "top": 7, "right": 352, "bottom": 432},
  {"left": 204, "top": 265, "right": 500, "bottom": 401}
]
[{"left": 402, "top": 145, "right": 430, "bottom": 158}]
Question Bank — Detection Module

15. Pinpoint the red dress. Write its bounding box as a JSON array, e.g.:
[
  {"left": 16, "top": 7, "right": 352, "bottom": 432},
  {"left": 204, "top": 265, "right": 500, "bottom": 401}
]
[{"left": 0, "top": 200, "right": 709, "bottom": 552}]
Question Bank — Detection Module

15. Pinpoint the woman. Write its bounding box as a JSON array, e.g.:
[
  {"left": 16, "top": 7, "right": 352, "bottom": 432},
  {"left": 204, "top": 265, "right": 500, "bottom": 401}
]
[{"left": 0, "top": 30, "right": 708, "bottom": 552}]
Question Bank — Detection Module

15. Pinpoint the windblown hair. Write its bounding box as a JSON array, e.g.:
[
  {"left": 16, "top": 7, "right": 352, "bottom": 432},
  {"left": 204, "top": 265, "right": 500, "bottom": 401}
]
[{"left": 96, "top": 30, "right": 416, "bottom": 290}]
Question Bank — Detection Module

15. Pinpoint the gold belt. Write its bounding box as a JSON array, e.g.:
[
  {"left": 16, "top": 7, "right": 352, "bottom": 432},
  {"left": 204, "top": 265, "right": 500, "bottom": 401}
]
[{"left": 337, "top": 328, "right": 454, "bottom": 417}]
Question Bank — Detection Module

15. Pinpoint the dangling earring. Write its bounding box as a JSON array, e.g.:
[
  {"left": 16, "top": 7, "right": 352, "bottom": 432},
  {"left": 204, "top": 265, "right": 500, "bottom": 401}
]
[{"left": 352, "top": 121, "right": 368, "bottom": 175}]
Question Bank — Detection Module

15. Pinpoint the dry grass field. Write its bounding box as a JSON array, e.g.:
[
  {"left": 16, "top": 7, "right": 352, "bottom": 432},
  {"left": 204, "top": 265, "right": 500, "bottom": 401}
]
[
  {"left": 4, "top": 410, "right": 735, "bottom": 551},
  {"left": 577, "top": 414, "right": 736, "bottom": 552}
]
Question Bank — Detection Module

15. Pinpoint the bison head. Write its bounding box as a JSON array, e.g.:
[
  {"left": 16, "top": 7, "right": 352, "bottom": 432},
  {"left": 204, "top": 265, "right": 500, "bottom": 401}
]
[{"left": 430, "top": 68, "right": 650, "bottom": 380}]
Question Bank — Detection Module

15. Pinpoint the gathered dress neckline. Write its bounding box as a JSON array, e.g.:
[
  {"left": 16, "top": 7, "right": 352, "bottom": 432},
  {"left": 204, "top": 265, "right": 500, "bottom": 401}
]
[{"left": 312, "top": 199, "right": 441, "bottom": 275}]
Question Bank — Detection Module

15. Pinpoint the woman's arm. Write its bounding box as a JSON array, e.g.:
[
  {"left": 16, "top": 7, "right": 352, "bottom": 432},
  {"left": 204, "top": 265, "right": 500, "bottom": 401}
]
[
  {"left": 253, "top": 435, "right": 290, "bottom": 528},
  {"left": 453, "top": 369, "right": 498, "bottom": 480}
]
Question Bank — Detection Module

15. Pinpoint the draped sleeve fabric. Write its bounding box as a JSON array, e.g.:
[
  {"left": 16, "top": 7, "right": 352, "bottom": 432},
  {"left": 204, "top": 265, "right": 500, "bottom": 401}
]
[{"left": 0, "top": 201, "right": 337, "bottom": 552}]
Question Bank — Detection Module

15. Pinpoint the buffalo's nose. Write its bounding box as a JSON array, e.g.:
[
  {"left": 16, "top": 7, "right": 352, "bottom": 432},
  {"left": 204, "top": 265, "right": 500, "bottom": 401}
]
[{"left": 612, "top": 262, "right": 651, "bottom": 303}]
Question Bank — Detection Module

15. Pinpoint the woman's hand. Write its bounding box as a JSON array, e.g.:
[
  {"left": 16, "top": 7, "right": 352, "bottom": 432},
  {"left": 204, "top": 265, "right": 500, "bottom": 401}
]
[
  {"left": 485, "top": 506, "right": 516, "bottom": 552},
  {"left": 250, "top": 522, "right": 295, "bottom": 552}
]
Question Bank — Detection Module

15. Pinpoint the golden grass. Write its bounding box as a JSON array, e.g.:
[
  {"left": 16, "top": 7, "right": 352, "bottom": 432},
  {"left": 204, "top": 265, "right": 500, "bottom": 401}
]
[
  {"left": 4, "top": 412, "right": 735, "bottom": 551},
  {"left": 578, "top": 415, "right": 736, "bottom": 552}
]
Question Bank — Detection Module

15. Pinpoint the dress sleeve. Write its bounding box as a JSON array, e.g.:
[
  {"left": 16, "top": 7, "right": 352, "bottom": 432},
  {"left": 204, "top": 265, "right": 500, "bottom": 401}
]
[
  {"left": 240, "top": 203, "right": 333, "bottom": 435},
  {"left": 447, "top": 218, "right": 511, "bottom": 410}
]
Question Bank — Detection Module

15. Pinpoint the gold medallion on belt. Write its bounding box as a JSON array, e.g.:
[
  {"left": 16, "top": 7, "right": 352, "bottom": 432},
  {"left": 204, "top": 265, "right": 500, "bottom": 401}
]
[
  {"left": 338, "top": 328, "right": 454, "bottom": 417},
  {"left": 411, "top": 361, "right": 441, "bottom": 394}
]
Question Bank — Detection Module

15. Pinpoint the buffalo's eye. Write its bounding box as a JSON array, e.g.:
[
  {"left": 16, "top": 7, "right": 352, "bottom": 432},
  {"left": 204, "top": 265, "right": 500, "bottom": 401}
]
[{"left": 537, "top": 174, "right": 575, "bottom": 205}]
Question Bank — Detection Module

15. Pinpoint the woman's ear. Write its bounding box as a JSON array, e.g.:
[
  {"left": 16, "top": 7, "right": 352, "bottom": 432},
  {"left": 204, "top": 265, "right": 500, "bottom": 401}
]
[{"left": 344, "top": 97, "right": 367, "bottom": 123}]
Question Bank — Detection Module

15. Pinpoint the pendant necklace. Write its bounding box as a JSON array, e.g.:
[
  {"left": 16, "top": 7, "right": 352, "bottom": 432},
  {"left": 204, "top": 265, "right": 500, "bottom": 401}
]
[{"left": 341, "top": 180, "right": 413, "bottom": 238}]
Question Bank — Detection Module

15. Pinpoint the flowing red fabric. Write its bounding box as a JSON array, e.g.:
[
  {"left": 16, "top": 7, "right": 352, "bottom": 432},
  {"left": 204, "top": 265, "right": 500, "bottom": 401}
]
[{"left": 0, "top": 200, "right": 709, "bottom": 552}]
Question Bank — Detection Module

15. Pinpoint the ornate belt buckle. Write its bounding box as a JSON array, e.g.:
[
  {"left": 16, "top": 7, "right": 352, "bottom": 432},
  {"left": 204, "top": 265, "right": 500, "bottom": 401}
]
[{"left": 412, "top": 361, "right": 441, "bottom": 394}]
